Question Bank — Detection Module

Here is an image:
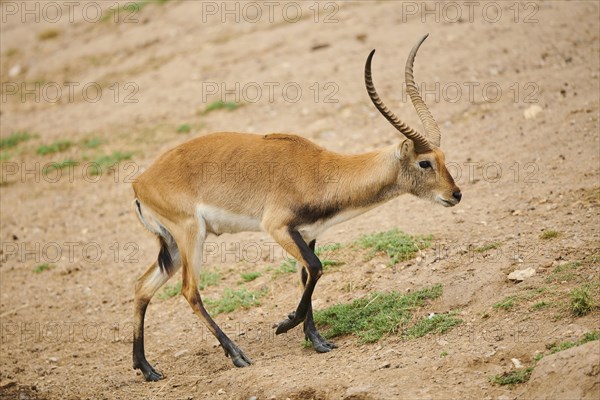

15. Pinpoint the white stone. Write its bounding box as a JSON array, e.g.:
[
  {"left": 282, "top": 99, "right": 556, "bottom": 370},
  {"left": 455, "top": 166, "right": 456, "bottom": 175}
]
[
  {"left": 508, "top": 267, "right": 536, "bottom": 281},
  {"left": 524, "top": 105, "right": 543, "bottom": 119}
]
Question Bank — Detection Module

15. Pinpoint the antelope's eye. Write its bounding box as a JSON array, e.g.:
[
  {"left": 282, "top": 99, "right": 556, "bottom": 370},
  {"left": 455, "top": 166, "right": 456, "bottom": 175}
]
[{"left": 419, "top": 160, "right": 432, "bottom": 169}]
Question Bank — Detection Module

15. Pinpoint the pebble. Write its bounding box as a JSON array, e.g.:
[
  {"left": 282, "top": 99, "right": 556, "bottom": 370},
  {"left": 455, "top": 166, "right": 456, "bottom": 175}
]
[
  {"left": 9, "top": 64, "right": 21, "bottom": 77},
  {"left": 379, "top": 362, "right": 391, "bottom": 369},
  {"left": 511, "top": 358, "right": 523, "bottom": 369},
  {"left": 508, "top": 267, "right": 536, "bottom": 281},
  {"left": 174, "top": 349, "right": 189, "bottom": 358},
  {"left": 48, "top": 357, "right": 58, "bottom": 363},
  {"left": 524, "top": 105, "right": 543, "bottom": 119}
]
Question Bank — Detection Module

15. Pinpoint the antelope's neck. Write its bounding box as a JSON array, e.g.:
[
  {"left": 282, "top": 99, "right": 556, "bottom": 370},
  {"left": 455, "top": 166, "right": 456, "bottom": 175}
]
[{"left": 323, "top": 145, "right": 402, "bottom": 209}]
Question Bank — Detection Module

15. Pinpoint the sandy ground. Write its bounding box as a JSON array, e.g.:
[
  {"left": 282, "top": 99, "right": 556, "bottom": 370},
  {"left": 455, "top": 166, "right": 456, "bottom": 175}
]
[{"left": 0, "top": 1, "right": 599, "bottom": 399}]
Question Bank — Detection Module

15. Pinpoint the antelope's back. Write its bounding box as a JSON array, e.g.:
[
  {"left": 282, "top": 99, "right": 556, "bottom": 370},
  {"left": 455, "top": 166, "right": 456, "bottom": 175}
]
[{"left": 133, "top": 132, "right": 328, "bottom": 218}]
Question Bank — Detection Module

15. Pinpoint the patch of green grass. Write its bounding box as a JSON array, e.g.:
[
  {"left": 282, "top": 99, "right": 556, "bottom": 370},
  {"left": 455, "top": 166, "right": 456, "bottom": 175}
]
[
  {"left": 473, "top": 242, "right": 501, "bottom": 253},
  {"left": 313, "top": 284, "right": 443, "bottom": 343},
  {"left": 176, "top": 124, "right": 192, "bottom": 134},
  {"left": 547, "top": 331, "right": 600, "bottom": 355},
  {"left": 0, "top": 151, "right": 10, "bottom": 161},
  {"left": 570, "top": 285, "right": 594, "bottom": 317},
  {"left": 540, "top": 230, "right": 560, "bottom": 240},
  {"left": 157, "top": 281, "right": 181, "bottom": 299},
  {"left": 0, "top": 132, "right": 32, "bottom": 149},
  {"left": 89, "top": 151, "right": 133, "bottom": 175},
  {"left": 404, "top": 312, "right": 462, "bottom": 339},
  {"left": 240, "top": 271, "right": 261, "bottom": 282},
  {"left": 583, "top": 331, "right": 600, "bottom": 342},
  {"left": 440, "top": 351, "right": 448, "bottom": 358},
  {"left": 202, "top": 101, "right": 242, "bottom": 115},
  {"left": 205, "top": 287, "right": 267, "bottom": 316},
  {"left": 493, "top": 287, "right": 549, "bottom": 312},
  {"left": 493, "top": 296, "right": 517, "bottom": 310},
  {"left": 37, "top": 140, "right": 72, "bottom": 155},
  {"left": 33, "top": 263, "right": 52, "bottom": 273},
  {"left": 38, "top": 29, "right": 60, "bottom": 41},
  {"left": 314, "top": 244, "right": 343, "bottom": 270},
  {"left": 490, "top": 367, "right": 533, "bottom": 386},
  {"left": 83, "top": 138, "right": 102, "bottom": 149},
  {"left": 522, "top": 286, "right": 548, "bottom": 299},
  {"left": 546, "top": 261, "right": 581, "bottom": 283},
  {"left": 532, "top": 301, "right": 550, "bottom": 310},
  {"left": 42, "top": 160, "right": 78, "bottom": 174},
  {"left": 322, "top": 259, "right": 344, "bottom": 269},
  {"left": 199, "top": 270, "right": 221, "bottom": 290},
  {"left": 356, "top": 229, "right": 431, "bottom": 266},
  {"left": 274, "top": 259, "right": 297, "bottom": 277},
  {"left": 547, "top": 340, "right": 577, "bottom": 354},
  {"left": 315, "top": 243, "right": 342, "bottom": 255}
]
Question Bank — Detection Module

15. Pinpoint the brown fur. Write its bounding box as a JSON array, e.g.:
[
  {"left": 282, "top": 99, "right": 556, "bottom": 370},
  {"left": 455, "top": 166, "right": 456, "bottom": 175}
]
[{"left": 133, "top": 132, "right": 459, "bottom": 231}]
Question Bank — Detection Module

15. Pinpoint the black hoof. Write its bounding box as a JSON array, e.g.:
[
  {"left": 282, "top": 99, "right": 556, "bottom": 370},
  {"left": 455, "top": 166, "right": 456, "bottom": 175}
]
[
  {"left": 144, "top": 369, "right": 164, "bottom": 382},
  {"left": 134, "top": 359, "right": 164, "bottom": 381},
  {"left": 231, "top": 351, "right": 253, "bottom": 368},
  {"left": 275, "top": 315, "right": 303, "bottom": 335},
  {"left": 306, "top": 332, "right": 337, "bottom": 353},
  {"left": 313, "top": 340, "right": 337, "bottom": 353}
]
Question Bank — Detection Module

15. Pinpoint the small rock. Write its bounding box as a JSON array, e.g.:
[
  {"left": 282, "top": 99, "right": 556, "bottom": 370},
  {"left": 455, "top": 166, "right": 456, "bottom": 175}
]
[
  {"left": 217, "top": 388, "right": 226, "bottom": 395},
  {"left": 248, "top": 397, "right": 258, "bottom": 400},
  {"left": 174, "top": 349, "right": 189, "bottom": 359},
  {"left": 511, "top": 358, "right": 523, "bottom": 369},
  {"left": 508, "top": 267, "right": 536, "bottom": 282},
  {"left": 524, "top": 105, "right": 543, "bottom": 119},
  {"left": 379, "top": 362, "right": 391, "bottom": 369},
  {"left": 485, "top": 349, "right": 497, "bottom": 358},
  {"left": 9, "top": 64, "right": 21, "bottom": 77},
  {"left": 48, "top": 357, "right": 58, "bottom": 363}
]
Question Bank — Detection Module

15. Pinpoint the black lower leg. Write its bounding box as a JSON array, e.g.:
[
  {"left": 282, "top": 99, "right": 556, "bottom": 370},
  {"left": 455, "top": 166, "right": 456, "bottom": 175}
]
[
  {"left": 133, "top": 299, "right": 164, "bottom": 381},
  {"left": 188, "top": 290, "right": 253, "bottom": 368},
  {"left": 275, "top": 234, "right": 324, "bottom": 335},
  {"left": 300, "top": 267, "right": 337, "bottom": 352}
]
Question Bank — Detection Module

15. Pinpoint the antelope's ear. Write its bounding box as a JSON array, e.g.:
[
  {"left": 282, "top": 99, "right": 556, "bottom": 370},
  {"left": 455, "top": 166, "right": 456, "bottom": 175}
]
[{"left": 396, "top": 139, "right": 414, "bottom": 159}]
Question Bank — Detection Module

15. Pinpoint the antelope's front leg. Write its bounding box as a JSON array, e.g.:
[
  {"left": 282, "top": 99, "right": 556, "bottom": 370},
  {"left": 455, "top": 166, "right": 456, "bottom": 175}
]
[{"left": 269, "top": 227, "right": 323, "bottom": 334}]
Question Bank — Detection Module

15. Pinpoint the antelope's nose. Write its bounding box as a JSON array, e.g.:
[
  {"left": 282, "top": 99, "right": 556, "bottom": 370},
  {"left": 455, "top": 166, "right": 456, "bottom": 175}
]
[{"left": 452, "top": 191, "right": 462, "bottom": 203}]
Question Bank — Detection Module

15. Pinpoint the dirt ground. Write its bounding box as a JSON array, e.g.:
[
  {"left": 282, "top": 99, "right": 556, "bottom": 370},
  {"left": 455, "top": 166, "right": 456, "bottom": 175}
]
[{"left": 1, "top": 1, "right": 599, "bottom": 399}]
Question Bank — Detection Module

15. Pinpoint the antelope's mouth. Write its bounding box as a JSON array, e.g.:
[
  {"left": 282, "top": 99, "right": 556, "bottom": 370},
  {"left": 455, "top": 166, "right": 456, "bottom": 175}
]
[{"left": 436, "top": 196, "right": 458, "bottom": 207}]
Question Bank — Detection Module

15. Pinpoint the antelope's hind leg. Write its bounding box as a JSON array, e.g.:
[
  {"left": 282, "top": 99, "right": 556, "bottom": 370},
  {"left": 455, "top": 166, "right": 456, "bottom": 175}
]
[
  {"left": 179, "top": 218, "right": 253, "bottom": 368},
  {"left": 133, "top": 237, "right": 181, "bottom": 381}
]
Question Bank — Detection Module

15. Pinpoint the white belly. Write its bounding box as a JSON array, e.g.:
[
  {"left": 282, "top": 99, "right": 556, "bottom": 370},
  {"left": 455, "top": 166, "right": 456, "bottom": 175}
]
[
  {"left": 197, "top": 204, "right": 262, "bottom": 235},
  {"left": 197, "top": 203, "right": 372, "bottom": 240},
  {"left": 297, "top": 206, "right": 373, "bottom": 240}
]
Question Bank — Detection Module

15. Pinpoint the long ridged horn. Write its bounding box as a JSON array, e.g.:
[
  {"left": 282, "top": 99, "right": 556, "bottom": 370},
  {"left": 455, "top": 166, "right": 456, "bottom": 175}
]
[
  {"left": 405, "top": 33, "right": 441, "bottom": 147},
  {"left": 365, "top": 49, "right": 432, "bottom": 153}
]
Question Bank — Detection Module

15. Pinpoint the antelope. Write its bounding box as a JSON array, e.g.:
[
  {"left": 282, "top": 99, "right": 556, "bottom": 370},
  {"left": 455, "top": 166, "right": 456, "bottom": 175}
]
[{"left": 131, "top": 34, "right": 461, "bottom": 381}]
